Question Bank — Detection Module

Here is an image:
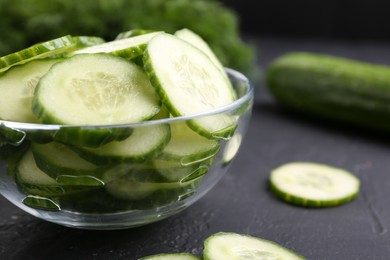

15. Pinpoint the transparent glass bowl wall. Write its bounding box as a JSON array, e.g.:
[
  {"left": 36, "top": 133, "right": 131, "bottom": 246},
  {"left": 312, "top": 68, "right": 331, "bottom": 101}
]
[{"left": 0, "top": 69, "right": 253, "bottom": 230}]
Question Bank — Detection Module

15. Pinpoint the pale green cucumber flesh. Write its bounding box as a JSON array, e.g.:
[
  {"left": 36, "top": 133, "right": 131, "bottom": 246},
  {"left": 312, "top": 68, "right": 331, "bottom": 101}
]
[
  {"left": 15, "top": 149, "right": 102, "bottom": 197},
  {"left": 32, "top": 53, "right": 161, "bottom": 147},
  {"left": 0, "top": 35, "right": 75, "bottom": 73},
  {"left": 31, "top": 142, "right": 104, "bottom": 180},
  {"left": 269, "top": 162, "right": 360, "bottom": 207},
  {"left": 33, "top": 53, "right": 160, "bottom": 125},
  {"left": 203, "top": 232, "right": 307, "bottom": 260},
  {"left": 57, "top": 36, "right": 106, "bottom": 56},
  {"left": 74, "top": 31, "right": 162, "bottom": 60},
  {"left": 102, "top": 164, "right": 201, "bottom": 201},
  {"left": 151, "top": 159, "right": 212, "bottom": 183},
  {"left": 174, "top": 28, "right": 234, "bottom": 98},
  {"left": 74, "top": 123, "right": 170, "bottom": 164},
  {"left": 143, "top": 33, "right": 237, "bottom": 139},
  {"left": 158, "top": 121, "right": 220, "bottom": 165},
  {"left": 15, "top": 150, "right": 65, "bottom": 197},
  {"left": 115, "top": 29, "right": 157, "bottom": 40},
  {"left": 0, "top": 59, "right": 60, "bottom": 123}
]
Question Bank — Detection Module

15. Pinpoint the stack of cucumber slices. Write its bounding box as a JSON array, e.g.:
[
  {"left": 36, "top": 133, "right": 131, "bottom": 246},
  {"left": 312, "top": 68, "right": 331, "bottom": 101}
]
[
  {"left": 0, "top": 29, "right": 243, "bottom": 212},
  {"left": 139, "top": 232, "right": 306, "bottom": 260}
]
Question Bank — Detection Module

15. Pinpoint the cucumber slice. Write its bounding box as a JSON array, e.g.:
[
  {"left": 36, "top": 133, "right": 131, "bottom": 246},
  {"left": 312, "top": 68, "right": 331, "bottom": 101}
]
[
  {"left": 0, "top": 35, "right": 75, "bottom": 73},
  {"left": 72, "top": 36, "right": 106, "bottom": 48},
  {"left": 150, "top": 159, "right": 212, "bottom": 183},
  {"left": 203, "top": 232, "right": 306, "bottom": 260},
  {"left": 159, "top": 121, "right": 220, "bottom": 165},
  {"left": 143, "top": 33, "right": 237, "bottom": 139},
  {"left": 31, "top": 142, "right": 105, "bottom": 179},
  {"left": 74, "top": 31, "right": 162, "bottom": 60},
  {"left": 115, "top": 29, "right": 157, "bottom": 40},
  {"left": 102, "top": 164, "right": 201, "bottom": 201},
  {"left": 57, "top": 36, "right": 106, "bottom": 56},
  {"left": 74, "top": 123, "right": 170, "bottom": 164},
  {"left": 33, "top": 53, "right": 160, "bottom": 125},
  {"left": 0, "top": 124, "right": 26, "bottom": 146},
  {"left": 22, "top": 195, "right": 61, "bottom": 211},
  {"left": 0, "top": 58, "right": 61, "bottom": 123},
  {"left": 222, "top": 133, "right": 242, "bottom": 165},
  {"left": 15, "top": 149, "right": 101, "bottom": 198},
  {"left": 269, "top": 162, "right": 360, "bottom": 207},
  {"left": 174, "top": 28, "right": 234, "bottom": 98},
  {"left": 139, "top": 253, "right": 201, "bottom": 260},
  {"left": 32, "top": 53, "right": 161, "bottom": 147},
  {"left": 15, "top": 150, "right": 65, "bottom": 197}
]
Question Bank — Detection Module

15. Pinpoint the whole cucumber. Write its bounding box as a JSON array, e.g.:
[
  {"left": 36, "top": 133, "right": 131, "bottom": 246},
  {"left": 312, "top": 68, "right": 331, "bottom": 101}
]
[{"left": 266, "top": 52, "right": 390, "bottom": 132}]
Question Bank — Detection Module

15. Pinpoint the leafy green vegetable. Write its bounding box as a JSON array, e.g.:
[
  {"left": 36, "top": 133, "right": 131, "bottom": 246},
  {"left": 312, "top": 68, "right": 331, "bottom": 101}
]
[{"left": 0, "top": 0, "right": 257, "bottom": 78}]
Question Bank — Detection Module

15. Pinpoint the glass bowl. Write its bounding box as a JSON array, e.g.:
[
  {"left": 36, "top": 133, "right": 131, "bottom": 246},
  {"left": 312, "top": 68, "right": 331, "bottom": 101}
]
[{"left": 0, "top": 68, "right": 253, "bottom": 230}]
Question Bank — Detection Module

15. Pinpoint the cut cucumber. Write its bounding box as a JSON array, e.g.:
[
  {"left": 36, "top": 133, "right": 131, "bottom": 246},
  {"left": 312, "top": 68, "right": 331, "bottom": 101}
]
[
  {"left": 15, "top": 149, "right": 101, "bottom": 198},
  {"left": 269, "top": 162, "right": 360, "bottom": 207},
  {"left": 203, "top": 232, "right": 306, "bottom": 260},
  {"left": 158, "top": 121, "right": 220, "bottom": 165},
  {"left": 175, "top": 28, "right": 223, "bottom": 69},
  {"left": 74, "top": 31, "right": 162, "bottom": 60},
  {"left": 115, "top": 29, "right": 157, "bottom": 40},
  {"left": 143, "top": 33, "right": 237, "bottom": 139},
  {"left": 102, "top": 164, "right": 201, "bottom": 201},
  {"left": 32, "top": 53, "right": 161, "bottom": 147},
  {"left": 15, "top": 150, "right": 65, "bottom": 197},
  {"left": 31, "top": 142, "right": 105, "bottom": 179},
  {"left": 58, "top": 36, "right": 106, "bottom": 55},
  {"left": 74, "top": 123, "right": 170, "bottom": 164},
  {"left": 33, "top": 53, "right": 160, "bottom": 125},
  {"left": 72, "top": 36, "right": 106, "bottom": 48},
  {"left": 0, "top": 35, "right": 75, "bottom": 73},
  {"left": 139, "top": 253, "right": 201, "bottom": 260},
  {"left": 0, "top": 124, "right": 26, "bottom": 146},
  {"left": 23, "top": 195, "right": 61, "bottom": 211},
  {"left": 174, "top": 28, "right": 233, "bottom": 97},
  {"left": 222, "top": 133, "right": 242, "bottom": 165},
  {"left": 150, "top": 159, "right": 212, "bottom": 183},
  {"left": 0, "top": 58, "right": 61, "bottom": 123}
]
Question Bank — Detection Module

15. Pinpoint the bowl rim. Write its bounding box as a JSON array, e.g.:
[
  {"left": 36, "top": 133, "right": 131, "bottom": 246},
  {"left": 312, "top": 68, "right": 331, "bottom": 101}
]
[{"left": 0, "top": 68, "right": 254, "bottom": 131}]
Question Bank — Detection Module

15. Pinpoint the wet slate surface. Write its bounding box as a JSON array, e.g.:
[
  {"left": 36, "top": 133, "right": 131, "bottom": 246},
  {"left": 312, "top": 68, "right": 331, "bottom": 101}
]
[{"left": 2, "top": 37, "right": 390, "bottom": 259}]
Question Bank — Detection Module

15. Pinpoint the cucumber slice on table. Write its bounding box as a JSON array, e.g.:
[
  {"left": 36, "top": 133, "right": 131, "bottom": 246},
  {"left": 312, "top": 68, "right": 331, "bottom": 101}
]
[
  {"left": 203, "top": 232, "right": 306, "bottom": 260},
  {"left": 32, "top": 53, "right": 161, "bottom": 147},
  {"left": 0, "top": 35, "right": 75, "bottom": 73},
  {"left": 139, "top": 253, "right": 200, "bottom": 260},
  {"left": 144, "top": 33, "right": 237, "bottom": 139},
  {"left": 269, "top": 162, "right": 360, "bottom": 207},
  {"left": 0, "top": 58, "right": 61, "bottom": 123},
  {"left": 74, "top": 31, "right": 162, "bottom": 60}
]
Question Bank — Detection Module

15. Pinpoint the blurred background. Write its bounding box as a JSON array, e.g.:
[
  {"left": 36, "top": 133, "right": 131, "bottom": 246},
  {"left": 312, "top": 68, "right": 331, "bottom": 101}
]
[{"left": 221, "top": 0, "right": 390, "bottom": 41}]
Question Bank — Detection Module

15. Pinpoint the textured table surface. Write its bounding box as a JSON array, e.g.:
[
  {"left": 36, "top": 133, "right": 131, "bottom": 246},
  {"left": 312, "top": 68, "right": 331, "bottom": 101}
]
[{"left": 2, "top": 36, "right": 390, "bottom": 260}]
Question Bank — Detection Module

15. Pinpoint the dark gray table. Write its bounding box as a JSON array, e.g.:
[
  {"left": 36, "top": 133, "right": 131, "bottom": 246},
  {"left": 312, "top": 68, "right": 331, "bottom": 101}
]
[{"left": 2, "top": 36, "right": 390, "bottom": 260}]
